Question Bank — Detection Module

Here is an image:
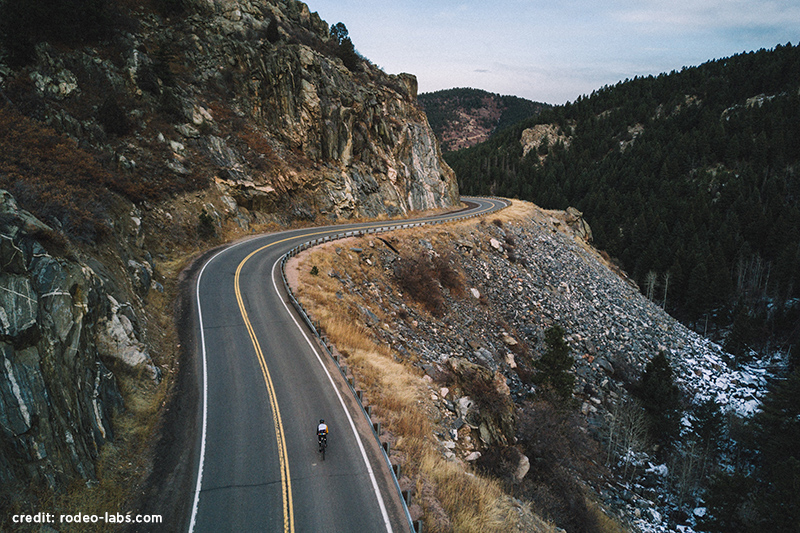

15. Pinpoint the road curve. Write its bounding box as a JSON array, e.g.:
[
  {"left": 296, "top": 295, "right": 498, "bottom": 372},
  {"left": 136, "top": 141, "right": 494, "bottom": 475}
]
[{"left": 187, "top": 197, "right": 506, "bottom": 532}]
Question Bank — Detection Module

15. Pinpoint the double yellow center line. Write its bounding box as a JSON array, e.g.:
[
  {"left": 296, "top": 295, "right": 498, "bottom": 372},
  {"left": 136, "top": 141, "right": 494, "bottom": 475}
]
[
  {"left": 234, "top": 242, "right": 295, "bottom": 533},
  {"left": 227, "top": 201, "right": 497, "bottom": 532}
]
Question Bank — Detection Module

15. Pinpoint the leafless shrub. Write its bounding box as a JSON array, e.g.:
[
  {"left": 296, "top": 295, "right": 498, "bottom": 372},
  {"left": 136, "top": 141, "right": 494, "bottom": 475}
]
[
  {"left": 28, "top": 225, "right": 72, "bottom": 258},
  {"left": 463, "top": 370, "right": 513, "bottom": 426},
  {"left": 669, "top": 439, "right": 710, "bottom": 506},
  {"left": 604, "top": 397, "right": 650, "bottom": 482},
  {"left": 432, "top": 252, "right": 465, "bottom": 296},
  {"left": 395, "top": 249, "right": 465, "bottom": 316},
  {"left": 475, "top": 445, "right": 524, "bottom": 487},
  {"left": 394, "top": 255, "right": 445, "bottom": 315}
]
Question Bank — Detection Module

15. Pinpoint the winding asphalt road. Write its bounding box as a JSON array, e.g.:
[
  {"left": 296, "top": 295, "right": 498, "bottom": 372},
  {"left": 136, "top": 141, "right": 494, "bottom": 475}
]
[{"left": 187, "top": 197, "right": 506, "bottom": 532}]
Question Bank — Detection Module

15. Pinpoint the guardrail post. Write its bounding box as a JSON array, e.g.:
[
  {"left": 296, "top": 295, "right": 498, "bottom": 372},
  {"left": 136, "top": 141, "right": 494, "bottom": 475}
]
[{"left": 372, "top": 421, "right": 381, "bottom": 434}]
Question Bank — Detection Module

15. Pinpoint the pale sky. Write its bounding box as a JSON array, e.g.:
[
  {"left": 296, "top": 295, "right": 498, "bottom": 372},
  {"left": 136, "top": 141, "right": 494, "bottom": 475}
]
[{"left": 311, "top": 0, "right": 800, "bottom": 104}]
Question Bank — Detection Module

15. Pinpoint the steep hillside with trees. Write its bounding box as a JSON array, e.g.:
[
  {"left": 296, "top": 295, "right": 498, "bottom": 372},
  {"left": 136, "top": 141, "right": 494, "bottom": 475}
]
[
  {"left": 419, "top": 88, "right": 549, "bottom": 151},
  {"left": 446, "top": 44, "right": 800, "bottom": 358}
]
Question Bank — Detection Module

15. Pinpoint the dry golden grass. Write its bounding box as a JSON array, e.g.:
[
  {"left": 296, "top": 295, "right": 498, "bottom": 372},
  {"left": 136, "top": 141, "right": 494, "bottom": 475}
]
[
  {"left": 421, "top": 450, "right": 521, "bottom": 533},
  {"left": 586, "top": 497, "right": 628, "bottom": 533},
  {"left": 288, "top": 218, "right": 559, "bottom": 533},
  {"left": 490, "top": 198, "right": 537, "bottom": 224}
]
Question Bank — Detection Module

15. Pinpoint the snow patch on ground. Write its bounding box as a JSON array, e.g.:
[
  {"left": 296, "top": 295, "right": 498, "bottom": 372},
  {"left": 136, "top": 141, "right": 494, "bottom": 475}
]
[{"left": 669, "top": 328, "right": 781, "bottom": 418}]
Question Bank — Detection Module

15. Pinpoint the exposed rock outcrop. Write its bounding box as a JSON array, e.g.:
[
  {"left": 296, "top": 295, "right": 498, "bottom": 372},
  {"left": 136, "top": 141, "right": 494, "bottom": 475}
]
[
  {"left": 13, "top": 0, "right": 458, "bottom": 224},
  {"left": 446, "top": 357, "right": 516, "bottom": 447},
  {"left": 190, "top": 6, "right": 458, "bottom": 216},
  {"left": 0, "top": 191, "right": 126, "bottom": 493},
  {"left": 562, "top": 206, "right": 592, "bottom": 243},
  {"left": 520, "top": 123, "right": 571, "bottom": 158}
]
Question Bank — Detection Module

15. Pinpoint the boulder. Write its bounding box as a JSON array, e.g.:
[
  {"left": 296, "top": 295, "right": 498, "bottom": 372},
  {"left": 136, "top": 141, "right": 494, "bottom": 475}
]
[
  {"left": 512, "top": 449, "right": 531, "bottom": 483},
  {"left": 448, "top": 358, "right": 516, "bottom": 446},
  {"left": 95, "top": 297, "right": 160, "bottom": 381},
  {"left": 563, "top": 207, "right": 593, "bottom": 242}
]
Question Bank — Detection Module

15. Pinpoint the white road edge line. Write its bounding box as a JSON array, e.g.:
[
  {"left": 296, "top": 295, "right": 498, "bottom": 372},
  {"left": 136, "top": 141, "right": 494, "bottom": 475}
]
[
  {"left": 271, "top": 258, "right": 394, "bottom": 533},
  {"left": 188, "top": 255, "right": 212, "bottom": 533},
  {"left": 188, "top": 241, "right": 252, "bottom": 533}
]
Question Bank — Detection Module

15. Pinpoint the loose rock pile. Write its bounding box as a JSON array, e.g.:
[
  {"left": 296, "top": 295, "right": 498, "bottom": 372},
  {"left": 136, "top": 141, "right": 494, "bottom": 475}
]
[{"left": 321, "top": 202, "right": 771, "bottom": 531}]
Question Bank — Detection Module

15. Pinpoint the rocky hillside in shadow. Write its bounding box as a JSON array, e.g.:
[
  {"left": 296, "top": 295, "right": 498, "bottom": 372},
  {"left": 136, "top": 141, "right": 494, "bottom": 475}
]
[
  {"left": 419, "top": 88, "right": 549, "bottom": 152},
  {"left": 0, "top": 0, "right": 458, "bottom": 522}
]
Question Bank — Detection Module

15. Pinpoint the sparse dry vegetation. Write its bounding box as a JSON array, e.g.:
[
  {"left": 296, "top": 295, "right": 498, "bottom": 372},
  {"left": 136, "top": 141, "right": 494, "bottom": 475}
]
[
  {"left": 289, "top": 230, "right": 560, "bottom": 532},
  {"left": 48, "top": 379, "right": 167, "bottom": 533},
  {"left": 0, "top": 105, "right": 209, "bottom": 243},
  {"left": 394, "top": 253, "right": 447, "bottom": 315},
  {"left": 0, "top": 106, "right": 115, "bottom": 241}
]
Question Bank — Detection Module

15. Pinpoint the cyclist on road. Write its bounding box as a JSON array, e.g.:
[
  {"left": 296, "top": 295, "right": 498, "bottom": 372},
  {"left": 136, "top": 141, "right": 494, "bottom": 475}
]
[{"left": 317, "top": 419, "right": 328, "bottom": 451}]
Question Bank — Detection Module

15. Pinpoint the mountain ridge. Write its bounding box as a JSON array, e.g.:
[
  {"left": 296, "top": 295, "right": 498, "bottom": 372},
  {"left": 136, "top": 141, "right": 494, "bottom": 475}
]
[
  {"left": 419, "top": 87, "right": 549, "bottom": 152},
  {"left": 445, "top": 44, "right": 800, "bottom": 357}
]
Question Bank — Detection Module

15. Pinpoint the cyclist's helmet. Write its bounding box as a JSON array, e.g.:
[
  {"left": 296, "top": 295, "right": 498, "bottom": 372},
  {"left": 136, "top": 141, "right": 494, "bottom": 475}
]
[{"left": 319, "top": 419, "right": 324, "bottom": 424}]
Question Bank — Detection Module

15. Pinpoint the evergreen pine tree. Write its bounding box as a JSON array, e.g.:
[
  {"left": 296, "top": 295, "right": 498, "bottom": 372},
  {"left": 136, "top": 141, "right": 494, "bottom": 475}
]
[
  {"left": 752, "top": 367, "right": 800, "bottom": 530},
  {"left": 633, "top": 352, "right": 681, "bottom": 449},
  {"left": 329, "top": 22, "right": 360, "bottom": 72},
  {"left": 534, "top": 325, "right": 575, "bottom": 402},
  {"left": 703, "top": 472, "right": 757, "bottom": 533}
]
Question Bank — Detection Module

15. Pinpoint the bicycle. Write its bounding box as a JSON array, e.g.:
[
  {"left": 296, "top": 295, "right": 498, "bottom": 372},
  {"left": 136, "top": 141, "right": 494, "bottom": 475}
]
[{"left": 318, "top": 432, "right": 327, "bottom": 461}]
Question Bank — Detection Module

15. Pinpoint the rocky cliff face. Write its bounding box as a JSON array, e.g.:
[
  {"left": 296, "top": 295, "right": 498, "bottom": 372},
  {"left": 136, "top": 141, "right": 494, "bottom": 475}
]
[
  {"left": 0, "top": 0, "right": 458, "bottom": 513},
  {"left": 0, "top": 191, "right": 158, "bottom": 496},
  {"left": 3, "top": 0, "right": 457, "bottom": 222},
  {"left": 181, "top": 0, "right": 458, "bottom": 216}
]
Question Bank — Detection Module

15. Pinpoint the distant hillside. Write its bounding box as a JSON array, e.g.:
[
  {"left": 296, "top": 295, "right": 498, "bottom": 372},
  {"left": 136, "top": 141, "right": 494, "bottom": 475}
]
[
  {"left": 419, "top": 88, "right": 549, "bottom": 151},
  {"left": 446, "top": 44, "right": 800, "bottom": 356}
]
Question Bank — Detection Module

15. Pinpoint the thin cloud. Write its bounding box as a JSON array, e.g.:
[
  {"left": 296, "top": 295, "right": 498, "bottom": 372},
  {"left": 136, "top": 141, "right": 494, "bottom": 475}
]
[{"left": 312, "top": 0, "right": 798, "bottom": 103}]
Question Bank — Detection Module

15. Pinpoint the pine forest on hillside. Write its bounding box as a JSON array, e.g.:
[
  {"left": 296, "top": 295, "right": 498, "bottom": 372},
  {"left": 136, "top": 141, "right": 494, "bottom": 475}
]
[
  {"left": 446, "top": 44, "right": 800, "bottom": 360},
  {"left": 446, "top": 46, "right": 800, "bottom": 530}
]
